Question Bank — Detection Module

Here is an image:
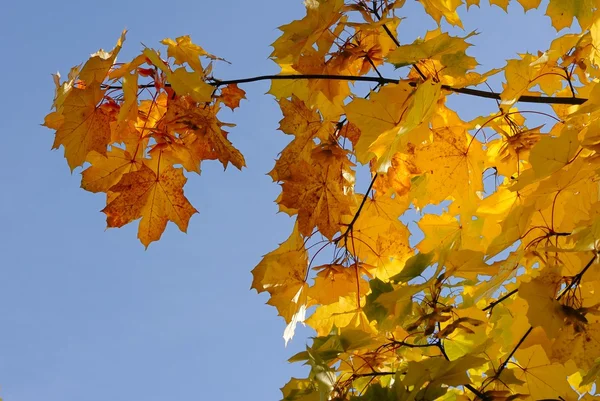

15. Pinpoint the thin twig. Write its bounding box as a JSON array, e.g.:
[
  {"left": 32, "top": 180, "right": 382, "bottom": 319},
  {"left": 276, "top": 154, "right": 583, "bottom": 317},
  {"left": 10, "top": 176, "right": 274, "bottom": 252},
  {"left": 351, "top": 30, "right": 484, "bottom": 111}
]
[
  {"left": 369, "top": 5, "right": 428, "bottom": 81},
  {"left": 483, "top": 289, "right": 519, "bottom": 312},
  {"left": 496, "top": 326, "right": 533, "bottom": 377},
  {"left": 334, "top": 173, "right": 378, "bottom": 245},
  {"left": 495, "top": 252, "right": 597, "bottom": 379},
  {"left": 557, "top": 253, "right": 597, "bottom": 301}
]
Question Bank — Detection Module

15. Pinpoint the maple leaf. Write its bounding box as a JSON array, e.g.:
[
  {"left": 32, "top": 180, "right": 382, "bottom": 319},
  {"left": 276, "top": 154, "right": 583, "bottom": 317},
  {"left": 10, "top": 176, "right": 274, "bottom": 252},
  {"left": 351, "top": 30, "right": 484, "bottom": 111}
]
[
  {"left": 518, "top": 264, "right": 565, "bottom": 338},
  {"left": 112, "top": 71, "right": 139, "bottom": 143},
  {"left": 552, "top": 322, "right": 600, "bottom": 372},
  {"left": 279, "top": 143, "right": 355, "bottom": 239},
  {"left": 269, "top": 95, "right": 332, "bottom": 182},
  {"left": 160, "top": 35, "right": 212, "bottom": 74},
  {"left": 102, "top": 162, "right": 197, "bottom": 248},
  {"left": 528, "top": 125, "right": 580, "bottom": 179},
  {"left": 161, "top": 96, "right": 246, "bottom": 171},
  {"left": 78, "top": 30, "right": 127, "bottom": 85},
  {"left": 143, "top": 48, "right": 214, "bottom": 103},
  {"left": 219, "top": 84, "right": 246, "bottom": 110},
  {"left": 81, "top": 148, "right": 142, "bottom": 193},
  {"left": 307, "top": 264, "right": 369, "bottom": 306},
  {"left": 387, "top": 30, "right": 475, "bottom": 68},
  {"left": 514, "top": 345, "right": 578, "bottom": 400},
  {"left": 546, "top": 0, "right": 597, "bottom": 31},
  {"left": 417, "top": 0, "right": 464, "bottom": 28},
  {"left": 345, "top": 81, "right": 435, "bottom": 169},
  {"left": 251, "top": 224, "right": 308, "bottom": 345},
  {"left": 369, "top": 80, "right": 442, "bottom": 172},
  {"left": 305, "top": 295, "right": 375, "bottom": 336},
  {"left": 270, "top": 0, "right": 344, "bottom": 65},
  {"left": 340, "top": 194, "right": 413, "bottom": 279},
  {"left": 49, "top": 84, "right": 113, "bottom": 170},
  {"left": 413, "top": 125, "right": 485, "bottom": 205},
  {"left": 500, "top": 53, "right": 565, "bottom": 111}
]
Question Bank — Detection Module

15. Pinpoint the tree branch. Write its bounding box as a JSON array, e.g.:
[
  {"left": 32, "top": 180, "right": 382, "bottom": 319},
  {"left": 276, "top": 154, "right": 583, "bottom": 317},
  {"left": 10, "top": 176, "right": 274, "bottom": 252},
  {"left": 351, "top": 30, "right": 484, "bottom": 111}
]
[
  {"left": 557, "top": 253, "right": 597, "bottom": 301},
  {"left": 495, "top": 253, "right": 597, "bottom": 379},
  {"left": 102, "top": 73, "right": 589, "bottom": 105},
  {"left": 496, "top": 326, "right": 533, "bottom": 378},
  {"left": 482, "top": 289, "right": 519, "bottom": 312},
  {"left": 334, "top": 172, "right": 378, "bottom": 245}
]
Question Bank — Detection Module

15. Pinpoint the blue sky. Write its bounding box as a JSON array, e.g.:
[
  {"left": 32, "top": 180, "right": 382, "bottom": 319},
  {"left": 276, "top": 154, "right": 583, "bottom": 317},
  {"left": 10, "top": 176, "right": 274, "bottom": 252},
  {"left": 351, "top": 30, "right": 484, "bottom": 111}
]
[{"left": 0, "top": 1, "right": 564, "bottom": 400}]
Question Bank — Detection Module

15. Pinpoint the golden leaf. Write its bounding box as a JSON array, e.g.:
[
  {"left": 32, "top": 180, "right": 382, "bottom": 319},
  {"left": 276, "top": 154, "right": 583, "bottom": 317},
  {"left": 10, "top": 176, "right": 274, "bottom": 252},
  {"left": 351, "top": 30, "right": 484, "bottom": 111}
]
[{"left": 102, "top": 163, "right": 197, "bottom": 247}]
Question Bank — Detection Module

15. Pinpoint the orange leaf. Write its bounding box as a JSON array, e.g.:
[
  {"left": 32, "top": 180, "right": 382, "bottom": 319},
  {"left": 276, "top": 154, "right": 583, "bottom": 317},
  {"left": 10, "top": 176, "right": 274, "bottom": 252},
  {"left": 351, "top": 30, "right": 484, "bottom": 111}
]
[
  {"left": 102, "top": 163, "right": 197, "bottom": 247},
  {"left": 50, "top": 84, "right": 113, "bottom": 170},
  {"left": 220, "top": 84, "right": 246, "bottom": 110}
]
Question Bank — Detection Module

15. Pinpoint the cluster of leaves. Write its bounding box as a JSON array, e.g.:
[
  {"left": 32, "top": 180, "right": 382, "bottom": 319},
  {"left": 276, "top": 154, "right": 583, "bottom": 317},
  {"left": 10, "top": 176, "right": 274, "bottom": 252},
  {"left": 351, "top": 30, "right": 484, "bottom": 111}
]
[
  {"left": 44, "top": 33, "right": 246, "bottom": 246},
  {"left": 44, "top": 0, "right": 600, "bottom": 400}
]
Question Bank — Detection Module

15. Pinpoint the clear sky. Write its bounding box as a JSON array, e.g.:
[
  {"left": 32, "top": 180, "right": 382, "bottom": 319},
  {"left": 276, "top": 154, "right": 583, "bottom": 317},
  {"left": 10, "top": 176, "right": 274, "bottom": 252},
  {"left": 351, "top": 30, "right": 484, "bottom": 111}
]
[{"left": 0, "top": 1, "right": 564, "bottom": 400}]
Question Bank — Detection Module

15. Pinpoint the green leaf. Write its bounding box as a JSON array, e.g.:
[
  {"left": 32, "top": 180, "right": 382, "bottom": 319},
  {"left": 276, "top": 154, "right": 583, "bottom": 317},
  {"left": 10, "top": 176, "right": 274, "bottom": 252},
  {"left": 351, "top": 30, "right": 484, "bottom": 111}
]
[{"left": 390, "top": 252, "right": 433, "bottom": 283}]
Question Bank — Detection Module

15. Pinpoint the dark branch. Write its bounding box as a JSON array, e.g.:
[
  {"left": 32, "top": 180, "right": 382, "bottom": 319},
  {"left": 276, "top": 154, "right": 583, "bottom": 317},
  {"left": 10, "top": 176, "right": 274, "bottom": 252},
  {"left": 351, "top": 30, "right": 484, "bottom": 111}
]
[
  {"left": 557, "top": 253, "right": 597, "bottom": 301},
  {"left": 369, "top": 6, "right": 428, "bottom": 81},
  {"left": 386, "top": 339, "right": 439, "bottom": 349},
  {"left": 102, "top": 74, "right": 589, "bottom": 105},
  {"left": 334, "top": 173, "right": 378, "bottom": 245},
  {"left": 483, "top": 289, "right": 519, "bottom": 312},
  {"left": 496, "top": 326, "right": 533, "bottom": 378},
  {"left": 351, "top": 371, "right": 395, "bottom": 378},
  {"left": 436, "top": 337, "right": 487, "bottom": 400},
  {"left": 496, "top": 252, "right": 597, "bottom": 379}
]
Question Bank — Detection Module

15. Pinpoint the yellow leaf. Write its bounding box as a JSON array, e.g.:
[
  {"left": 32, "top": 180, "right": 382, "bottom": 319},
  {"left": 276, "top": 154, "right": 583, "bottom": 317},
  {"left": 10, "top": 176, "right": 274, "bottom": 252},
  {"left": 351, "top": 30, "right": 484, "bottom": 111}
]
[
  {"left": 487, "top": 204, "right": 535, "bottom": 257},
  {"left": 370, "top": 80, "right": 442, "bottom": 172},
  {"left": 514, "top": 345, "right": 578, "bottom": 400},
  {"left": 270, "top": 0, "right": 344, "bottom": 65},
  {"left": 417, "top": 0, "right": 464, "bottom": 28},
  {"left": 529, "top": 125, "right": 580, "bottom": 179},
  {"left": 279, "top": 144, "right": 354, "bottom": 239},
  {"left": 387, "top": 30, "right": 476, "bottom": 68},
  {"left": 517, "top": 0, "right": 542, "bottom": 11},
  {"left": 552, "top": 322, "right": 600, "bottom": 371},
  {"left": 81, "top": 148, "right": 142, "bottom": 193},
  {"left": 50, "top": 84, "right": 113, "bottom": 170},
  {"left": 108, "top": 54, "right": 146, "bottom": 80},
  {"left": 160, "top": 35, "right": 210, "bottom": 74},
  {"left": 102, "top": 163, "right": 197, "bottom": 247},
  {"left": 500, "top": 53, "right": 565, "bottom": 110},
  {"left": 518, "top": 264, "right": 565, "bottom": 338},
  {"left": 51, "top": 65, "right": 80, "bottom": 111},
  {"left": 161, "top": 96, "right": 246, "bottom": 170},
  {"left": 251, "top": 224, "right": 307, "bottom": 298},
  {"left": 345, "top": 82, "right": 414, "bottom": 164},
  {"left": 143, "top": 49, "right": 214, "bottom": 103},
  {"left": 418, "top": 213, "right": 462, "bottom": 254},
  {"left": 305, "top": 295, "right": 371, "bottom": 336},
  {"left": 292, "top": 49, "right": 353, "bottom": 108},
  {"left": 414, "top": 125, "right": 485, "bottom": 205},
  {"left": 340, "top": 194, "right": 412, "bottom": 278},
  {"left": 546, "top": 0, "right": 596, "bottom": 31},
  {"left": 308, "top": 264, "right": 369, "bottom": 306},
  {"left": 112, "top": 71, "right": 139, "bottom": 142},
  {"left": 78, "top": 30, "right": 126, "bottom": 85},
  {"left": 441, "top": 307, "right": 489, "bottom": 360},
  {"left": 489, "top": 0, "right": 509, "bottom": 12},
  {"left": 373, "top": 152, "right": 420, "bottom": 196}
]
